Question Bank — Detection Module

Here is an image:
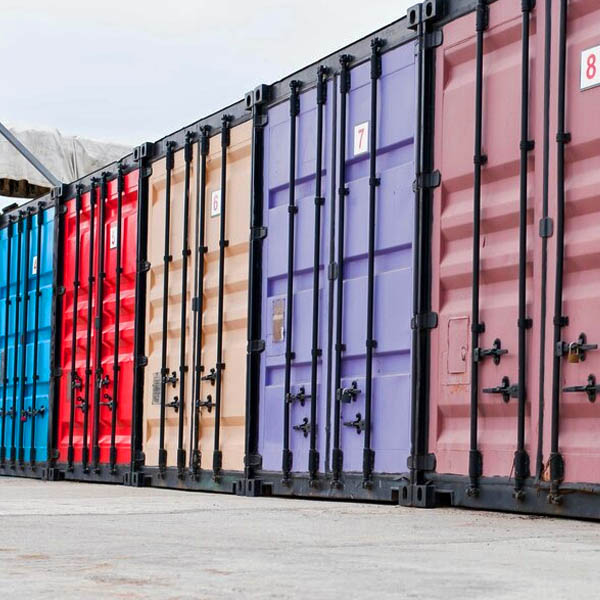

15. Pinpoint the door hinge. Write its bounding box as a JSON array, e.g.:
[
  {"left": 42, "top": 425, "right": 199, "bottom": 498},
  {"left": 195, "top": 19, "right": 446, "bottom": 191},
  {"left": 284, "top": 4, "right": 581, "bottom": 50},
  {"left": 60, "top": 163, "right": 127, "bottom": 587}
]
[
  {"left": 425, "top": 30, "right": 443, "bottom": 49},
  {"left": 411, "top": 312, "right": 438, "bottom": 330},
  {"left": 251, "top": 226, "right": 267, "bottom": 241},
  {"left": 406, "top": 453, "right": 436, "bottom": 472},
  {"left": 247, "top": 339, "right": 266, "bottom": 353},
  {"left": 413, "top": 170, "right": 441, "bottom": 191},
  {"left": 328, "top": 262, "right": 338, "bottom": 281},
  {"left": 136, "top": 355, "right": 148, "bottom": 368}
]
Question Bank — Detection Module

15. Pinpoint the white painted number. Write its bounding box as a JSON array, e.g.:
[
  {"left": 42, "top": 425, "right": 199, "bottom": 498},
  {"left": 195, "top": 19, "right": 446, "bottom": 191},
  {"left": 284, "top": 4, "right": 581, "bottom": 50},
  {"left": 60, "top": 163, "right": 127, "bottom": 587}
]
[
  {"left": 211, "top": 190, "right": 221, "bottom": 218},
  {"left": 581, "top": 45, "right": 600, "bottom": 91},
  {"left": 354, "top": 121, "right": 369, "bottom": 156},
  {"left": 109, "top": 224, "right": 118, "bottom": 249},
  {"left": 32, "top": 256, "right": 37, "bottom": 276}
]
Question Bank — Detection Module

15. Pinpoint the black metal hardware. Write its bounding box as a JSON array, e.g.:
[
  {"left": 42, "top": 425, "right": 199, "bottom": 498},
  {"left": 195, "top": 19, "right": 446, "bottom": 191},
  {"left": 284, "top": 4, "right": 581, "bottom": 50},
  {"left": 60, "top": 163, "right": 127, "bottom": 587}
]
[
  {"left": 131, "top": 141, "right": 154, "bottom": 478},
  {"left": 166, "top": 397, "right": 181, "bottom": 413},
  {"left": 198, "top": 395, "right": 215, "bottom": 413},
  {"left": 99, "top": 394, "right": 114, "bottom": 410},
  {"left": 282, "top": 81, "right": 302, "bottom": 481},
  {"left": 29, "top": 207, "right": 44, "bottom": 465},
  {"left": 176, "top": 131, "right": 194, "bottom": 474},
  {"left": 563, "top": 374, "right": 600, "bottom": 403},
  {"left": 9, "top": 215, "right": 23, "bottom": 466},
  {"left": 244, "top": 85, "right": 268, "bottom": 481},
  {"left": 483, "top": 376, "right": 519, "bottom": 404},
  {"left": 343, "top": 413, "right": 365, "bottom": 435},
  {"left": 158, "top": 141, "right": 176, "bottom": 471},
  {"left": 286, "top": 386, "right": 311, "bottom": 407},
  {"left": 108, "top": 163, "right": 124, "bottom": 472},
  {"left": 468, "top": 0, "right": 489, "bottom": 496},
  {"left": 213, "top": 115, "right": 232, "bottom": 478},
  {"left": 201, "top": 367, "right": 216, "bottom": 385},
  {"left": 549, "top": 0, "right": 570, "bottom": 505},
  {"left": 190, "top": 125, "right": 210, "bottom": 472},
  {"left": 362, "top": 37, "right": 384, "bottom": 487},
  {"left": 0, "top": 217, "right": 13, "bottom": 464},
  {"left": 474, "top": 338, "right": 508, "bottom": 365},
  {"left": 307, "top": 65, "right": 328, "bottom": 484},
  {"left": 91, "top": 173, "right": 109, "bottom": 471},
  {"left": 332, "top": 53, "right": 353, "bottom": 487},
  {"left": 336, "top": 381, "right": 361, "bottom": 404},
  {"left": 292, "top": 417, "right": 311, "bottom": 438},
  {"left": 535, "top": 0, "right": 553, "bottom": 482},
  {"left": 75, "top": 397, "right": 88, "bottom": 412},
  {"left": 17, "top": 211, "right": 32, "bottom": 463},
  {"left": 514, "top": 0, "right": 534, "bottom": 494}
]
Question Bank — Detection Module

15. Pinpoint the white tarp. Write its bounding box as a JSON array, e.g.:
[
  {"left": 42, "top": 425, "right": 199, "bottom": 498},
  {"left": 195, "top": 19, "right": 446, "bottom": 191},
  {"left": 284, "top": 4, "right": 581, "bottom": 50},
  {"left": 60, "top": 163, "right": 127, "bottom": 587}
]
[{"left": 0, "top": 125, "right": 131, "bottom": 209}]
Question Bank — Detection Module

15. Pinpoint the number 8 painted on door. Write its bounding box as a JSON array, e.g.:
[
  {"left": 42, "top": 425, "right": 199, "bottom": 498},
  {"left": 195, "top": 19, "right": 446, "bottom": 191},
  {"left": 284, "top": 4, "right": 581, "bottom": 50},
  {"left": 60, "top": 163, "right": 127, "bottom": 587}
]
[{"left": 581, "top": 46, "right": 600, "bottom": 90}]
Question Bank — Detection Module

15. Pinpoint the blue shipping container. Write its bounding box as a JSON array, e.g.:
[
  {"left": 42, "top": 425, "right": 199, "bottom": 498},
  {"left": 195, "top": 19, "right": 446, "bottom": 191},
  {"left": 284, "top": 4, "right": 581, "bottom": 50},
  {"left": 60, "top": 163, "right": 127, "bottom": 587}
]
[{"left": 0, "top": 203, "right": 54, "bottom": 472}]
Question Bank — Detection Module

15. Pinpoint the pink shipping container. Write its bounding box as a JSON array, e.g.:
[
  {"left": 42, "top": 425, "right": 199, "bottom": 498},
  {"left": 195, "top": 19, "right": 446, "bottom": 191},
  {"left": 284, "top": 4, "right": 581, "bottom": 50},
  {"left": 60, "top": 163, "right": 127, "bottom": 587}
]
[{"left": 415, "top": 0, "right": 600, "bottom": 519}]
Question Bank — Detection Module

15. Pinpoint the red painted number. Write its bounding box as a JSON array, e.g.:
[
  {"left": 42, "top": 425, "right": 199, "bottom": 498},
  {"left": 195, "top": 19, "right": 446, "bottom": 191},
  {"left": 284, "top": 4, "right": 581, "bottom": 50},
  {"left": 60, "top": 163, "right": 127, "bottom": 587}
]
[
  {"left": 358, "top": 127, "right": 364, "bottom": 148},
  {"left": 587, "top": 53, "right": 597, "bottom": 80}
]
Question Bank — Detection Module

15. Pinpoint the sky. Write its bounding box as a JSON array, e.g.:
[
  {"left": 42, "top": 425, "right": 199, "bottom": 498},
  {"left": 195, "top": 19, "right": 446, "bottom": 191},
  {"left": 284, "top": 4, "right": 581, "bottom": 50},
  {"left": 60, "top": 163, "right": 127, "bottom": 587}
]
[{"left": 1, "top": 0, "right": 415, "bottom": 148}]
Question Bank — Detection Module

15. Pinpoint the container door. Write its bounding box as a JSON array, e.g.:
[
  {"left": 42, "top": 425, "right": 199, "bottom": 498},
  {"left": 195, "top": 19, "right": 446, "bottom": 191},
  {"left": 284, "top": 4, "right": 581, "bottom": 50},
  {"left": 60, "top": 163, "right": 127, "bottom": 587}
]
[
  {"left": 143, "top": 149, "right": 196, "bottom": 468},
  {"left": 21, "top": 207, "right": 54, "bottom": 463},
  {"left": 332, "top": 43, "right": 415, "bottom": 475},
  {"left": 259, "top": 82, "right": 334, "bottom": 474},
  {"left": 56, "top": 172, "right": 139, "bottom": 473},
  {"left": 196, "top": 122, "right": 252, "bottom": 472},
  {"left": 429, "top": 2, "right": 538, "bottom": 478},
  {"left": 544, "top": 3, "right": 600, "bottom": 486},
  {"left": 56, "top": 189, "right": 97, "bottom": 466},
  {"left": 94, "top": 173, "right": 138, "bottom": 465}
]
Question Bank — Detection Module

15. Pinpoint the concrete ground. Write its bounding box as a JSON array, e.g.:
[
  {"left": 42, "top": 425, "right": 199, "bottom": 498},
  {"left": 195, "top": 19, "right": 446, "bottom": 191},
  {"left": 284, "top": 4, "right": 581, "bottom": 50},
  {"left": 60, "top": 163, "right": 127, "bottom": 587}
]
[{"left": 0, "top": 479, "right": 598, "bottom": 599}]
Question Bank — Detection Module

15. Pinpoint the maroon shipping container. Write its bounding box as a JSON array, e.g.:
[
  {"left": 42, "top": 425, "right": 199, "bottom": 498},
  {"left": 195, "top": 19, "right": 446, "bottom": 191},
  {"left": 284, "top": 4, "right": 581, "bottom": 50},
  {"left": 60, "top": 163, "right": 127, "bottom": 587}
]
[{"left": 416, "top": 0, "right": 600, "bottom": 519}]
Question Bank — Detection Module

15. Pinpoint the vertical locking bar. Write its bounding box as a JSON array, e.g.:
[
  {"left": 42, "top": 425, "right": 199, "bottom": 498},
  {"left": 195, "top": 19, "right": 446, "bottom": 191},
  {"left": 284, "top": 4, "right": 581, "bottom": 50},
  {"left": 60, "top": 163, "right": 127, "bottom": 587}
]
[
  {"left": 362, "top": 38, "right": 384, "bottom": 488},
  {"left": 109, "top": 165, "right": 124, "bottom": 472},
  {"left": 29, "top": 206, "right": 44, "bottom": 465},
  {"left": 17, "top": 210, "right": 33, "bottom": 465},
  {"left": 244, "top": 87, "right": 268, "bottom": 481},
  {"left": 308, "top": 67, "right": 327, "bottom": 484},
  {"left": 158, "top": 141, "right": 176, "bottom": 472},
  {"left": 92, "top": 173, "right": 109, "bottom": 471},
  {"left": 190, "top": 126, "right": 210, "bottom": 473},
  {"left": 282, "top": 82, "right": 301, "bottom": 482},
  {"left": 67, "top": 185, "right": 83, "bottom": 469},
  {"left": 332, "top": 54, "right": 353, "bottom": 487},
  {"left": 82, "top": 179, "right": 98, "bottom": 471},
  {"left": 176, "top": 131, "right": 194, "bottom": 476},
  {"left": 213, "top": 115, "right": 232, "bottom": 478},
  {"left": 324, "top": 77, "right": 338, "bottom": 475},
  {"left": 467, "top": 0, "right": 489, "bottom": 496},
  {"left": 536, "top": 0, "right": 552, "bottom": 482},
  {"left": 514, "top": 0, "right": 534, "bottom": 497},
  {"left": 10, "top": 214, "right": 23, "bottom": 467},
  {"left": 549, "top": 0, "right": 570, "bottom": 504},
  {"left": 0, "top": 217, "right": 13, "bottom": 465}
]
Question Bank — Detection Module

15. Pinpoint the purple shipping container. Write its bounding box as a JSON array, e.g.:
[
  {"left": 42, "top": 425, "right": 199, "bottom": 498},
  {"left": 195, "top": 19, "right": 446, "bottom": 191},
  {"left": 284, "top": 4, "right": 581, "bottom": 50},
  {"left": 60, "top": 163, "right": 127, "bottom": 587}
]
[{"left": 257, "top": 39, "right": 416, "bottom": 500}]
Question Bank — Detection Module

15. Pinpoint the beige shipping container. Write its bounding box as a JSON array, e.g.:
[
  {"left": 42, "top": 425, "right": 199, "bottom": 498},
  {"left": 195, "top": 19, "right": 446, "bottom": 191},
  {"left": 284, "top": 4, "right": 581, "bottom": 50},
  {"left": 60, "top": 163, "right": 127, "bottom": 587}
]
[{"left": 142, "top": 120, "right": 252, "bottom": 478}]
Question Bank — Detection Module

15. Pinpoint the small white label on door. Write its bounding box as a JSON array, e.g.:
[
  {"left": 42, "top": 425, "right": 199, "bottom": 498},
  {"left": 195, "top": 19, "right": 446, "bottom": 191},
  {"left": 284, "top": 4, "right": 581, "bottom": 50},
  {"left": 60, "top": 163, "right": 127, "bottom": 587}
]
[
  {"left": 32, "top": 256, "right": 38, "bottom": 275},
  {"left": 211, "top": 190, "right": 221, "bottom": 218},
  {"left": 581, "top": 45, "right": 600, "bottom": 90},
  {"left": 109, "top": 224, "right": 118, "bottom": 249},
  {"left": 353, "top": 121, "right": 369, "bottom": 156}
]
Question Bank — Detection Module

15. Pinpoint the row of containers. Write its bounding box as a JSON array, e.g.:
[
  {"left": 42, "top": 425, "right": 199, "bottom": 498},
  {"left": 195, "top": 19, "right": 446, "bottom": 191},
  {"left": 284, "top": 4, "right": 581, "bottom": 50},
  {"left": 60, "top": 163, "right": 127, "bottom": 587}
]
[{"left": 1, "top": 0, "right": 599, "bottom": 520}]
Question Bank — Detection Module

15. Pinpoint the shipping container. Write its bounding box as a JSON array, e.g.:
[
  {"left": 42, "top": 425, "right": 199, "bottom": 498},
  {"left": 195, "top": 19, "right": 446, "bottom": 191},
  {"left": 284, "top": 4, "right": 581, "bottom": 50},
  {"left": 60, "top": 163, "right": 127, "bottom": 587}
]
[
  {"left": 0, "top": 198, "right": 55, "bottom": 478},
  {"left": 414, "top": 0, "right": 600, "bottom": 519},
  {"left": 136, "top": 112, "right": 253, "bottom": 492},
  {"left": 243, "top": 12, "right": 430, "bottom": 502},
  {"left": 51, "top": 165, "right": 140, "bottom": 482}
]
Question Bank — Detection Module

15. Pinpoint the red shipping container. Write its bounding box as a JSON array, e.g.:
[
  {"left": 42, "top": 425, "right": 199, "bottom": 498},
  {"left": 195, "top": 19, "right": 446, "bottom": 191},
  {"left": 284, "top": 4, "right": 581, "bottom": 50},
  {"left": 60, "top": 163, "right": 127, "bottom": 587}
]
[
  {"left": 54, "top": 169, "right": 138, "bottom": 480},
  {"left": 422, "top": 0, "right": 600, "bottom": 519}
]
